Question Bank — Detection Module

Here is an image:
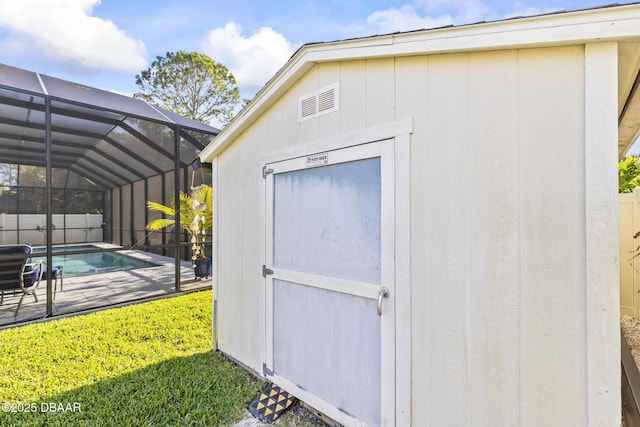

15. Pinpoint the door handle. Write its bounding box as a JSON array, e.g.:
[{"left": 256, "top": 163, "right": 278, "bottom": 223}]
[{"left": 377, "top": 287, "right": 389, "bottom": 316}]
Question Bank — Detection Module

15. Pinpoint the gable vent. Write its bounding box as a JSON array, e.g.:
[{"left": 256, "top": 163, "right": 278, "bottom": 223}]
[
  {"left": 318, "top": 87, "right": 335, "bottom": 111},
  {"left": 300, "top": 95, "right": 317, "bottom": 118},
  {"left": 298, "top": 83, "right": 339, "bottom": 122}
]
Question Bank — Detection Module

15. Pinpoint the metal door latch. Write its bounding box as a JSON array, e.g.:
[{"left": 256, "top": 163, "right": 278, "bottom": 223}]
[{"left": 377, "top": 287, "right": 389, "bottom": 316}]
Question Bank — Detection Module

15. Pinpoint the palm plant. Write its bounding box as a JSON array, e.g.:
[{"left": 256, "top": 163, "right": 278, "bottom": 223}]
[{"left": 146, "top": 185, "right": 212, "bottom": 266}]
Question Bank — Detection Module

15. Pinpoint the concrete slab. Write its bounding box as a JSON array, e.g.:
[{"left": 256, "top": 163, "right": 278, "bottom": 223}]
[{"left": 0, "top": 250, "right": 210, "bottom": 327}]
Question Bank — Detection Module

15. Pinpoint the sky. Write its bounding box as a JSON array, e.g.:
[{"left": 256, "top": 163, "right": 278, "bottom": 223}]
[{"left": 1, "top": 0, "right": 637, "bottom": 103}]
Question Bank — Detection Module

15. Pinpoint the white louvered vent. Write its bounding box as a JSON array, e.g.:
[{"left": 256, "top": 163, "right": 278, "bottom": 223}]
[
  {"left": 300, "top": 95, "right": 317, "bottom": 118},
  {"left": 298, "top": 83, "right": 339, "bottom": 122},
  {"left": 318, "top": 87, "right": 335, "bottom": 112}
]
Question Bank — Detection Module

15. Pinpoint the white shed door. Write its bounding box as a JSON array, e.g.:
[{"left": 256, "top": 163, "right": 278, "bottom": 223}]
[{"left": 264, "top": 142, "right": 395, "bottom": 427}]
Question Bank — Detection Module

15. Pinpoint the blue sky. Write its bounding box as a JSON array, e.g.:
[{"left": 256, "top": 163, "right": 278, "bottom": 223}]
[{"left": 0, "top": 0, "right": 636, "bottom": 102}]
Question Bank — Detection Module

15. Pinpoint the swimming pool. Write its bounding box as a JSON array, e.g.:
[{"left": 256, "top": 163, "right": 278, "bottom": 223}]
[{"left": 32, "top": 244, "right": 160, "bottom": 278}]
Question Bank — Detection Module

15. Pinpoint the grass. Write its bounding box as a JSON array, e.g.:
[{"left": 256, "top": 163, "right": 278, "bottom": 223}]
[{"left": 0, "top": 290, "right": 267, "bottom": 426}]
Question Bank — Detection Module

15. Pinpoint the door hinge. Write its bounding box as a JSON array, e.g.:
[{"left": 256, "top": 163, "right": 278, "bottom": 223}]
[
  {"left": 262, "top": 165, "right": 274, "bottom": 179},
  {"left": 263, "top": 363, "right": 274, "bottom": 376},
  {"left": 262, "top": 265, "right": 274, "bottom": 277}
]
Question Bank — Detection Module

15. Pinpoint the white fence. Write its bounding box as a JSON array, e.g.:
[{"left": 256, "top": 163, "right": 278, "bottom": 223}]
[
  {"left": 0, "top": 213, "right": 103, "bottom": 245},
  {"left": 620, "top": 189, "right": 640, "bottom": 318}
]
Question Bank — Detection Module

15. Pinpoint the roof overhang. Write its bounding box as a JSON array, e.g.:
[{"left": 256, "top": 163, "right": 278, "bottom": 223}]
[
  {"left": 200, "top": 2, "right": 640, "bottom": 162},
  {"left": 619, "top": 40, "right": 640, "bottom": 158}
]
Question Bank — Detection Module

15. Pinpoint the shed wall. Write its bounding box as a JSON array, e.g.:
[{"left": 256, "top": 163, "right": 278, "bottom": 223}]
[
  {"left": 212, "top": 44, "right": 619, "bottom": 425},
  {"left": 409, "top": 46, "right": 587, "bottom": 425}
]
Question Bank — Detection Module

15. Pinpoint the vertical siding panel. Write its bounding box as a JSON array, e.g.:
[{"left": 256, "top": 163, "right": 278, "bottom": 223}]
[
  {"left": 423, "top": 52, "right": 471, "bottom": 426},
  {"left": 467, "top": 49, "right": 521, "bottom": 425},
  {"left": 240, "top": 132, "right": 260, "bottom": 371},
  {"left": 281, "top": 77, "right": 303, "bottom": 151},
  {"left": 366, "top": 58, "right": 396, "bottom": 126},
  {"left": 297, "top": 66, "right": 320, "bottom": 143},
  {"left": 396, "top": 55, "right": 429, "bottom": 424},
  {"left": 584, "top": 41, "right": 620, "bottom": 425},
  {"left": 518, "top": 46, "right": 585, "bottom": 425},
  {"left": 237, "top": 131, "right": 255, "bottom": 370},
  {"left": 211, "top": 156, "right": 219, "bottom": 350},
  {"left": 395, "top": 56, "right": 428, "bottom": 125},
  {"left": 317, "top": 62, "right": 342, "bottom": 136},
  {"left": 340, "top": 60, "right": 367, "bottom": 133},
  {"left": 264, "top": 101, "right": 285, "bottom": 153},
  {"left": 216, "top": 124, "right": 265, "bottom": 373},
  {"left": 216, "top": 143, "right": 243, "bottom": 360}
]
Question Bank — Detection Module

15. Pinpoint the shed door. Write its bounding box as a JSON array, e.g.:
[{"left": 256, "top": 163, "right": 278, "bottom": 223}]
[{"left": 264, "top": 141, "right": 395, "bottom": 427}]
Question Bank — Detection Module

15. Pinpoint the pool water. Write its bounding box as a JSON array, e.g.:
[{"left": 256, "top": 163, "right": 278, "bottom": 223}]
[{"left": 32, "top": 245, "right": 160, "bottom": 278}]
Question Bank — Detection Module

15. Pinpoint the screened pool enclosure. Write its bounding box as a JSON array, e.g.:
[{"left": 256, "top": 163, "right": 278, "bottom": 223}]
[{"left": 0, "top": 63, "right": 218, "bottom": 326}]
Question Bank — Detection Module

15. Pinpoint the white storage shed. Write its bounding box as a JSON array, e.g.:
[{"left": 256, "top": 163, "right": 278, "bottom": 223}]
[{"left": 200, "top": 4, "right": 640, "bottom": 426}]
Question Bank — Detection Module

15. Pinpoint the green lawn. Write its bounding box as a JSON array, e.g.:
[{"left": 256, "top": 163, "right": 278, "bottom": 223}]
[{"left": 0, "top": 290, "right": 265, "bottom": 426}]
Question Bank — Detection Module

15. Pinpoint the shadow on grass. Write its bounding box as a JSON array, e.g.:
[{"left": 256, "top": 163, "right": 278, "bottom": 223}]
[{"left": 0, "top": 351, "right": 265, "bottom": 427}]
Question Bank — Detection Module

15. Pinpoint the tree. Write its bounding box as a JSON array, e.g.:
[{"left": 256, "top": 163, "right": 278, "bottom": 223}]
[
  {"left": 620, "top": 155, "right": 640, "bottom": 193},
  {"left": 134, "top": 51, "right": 241, "bottom": 127},
  {"left": 146, "top": 185, "right": 212, "bottom": 264}
]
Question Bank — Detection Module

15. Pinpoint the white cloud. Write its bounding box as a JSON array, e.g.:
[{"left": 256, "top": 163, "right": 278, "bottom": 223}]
[
  {"left": 0, "top": 0, "right": 146, "bottom": 72},
  {"left": 365, "top": 0, "right": 501, "bottom": 34},
  {"left": 366, "top": 5, "right": 454, "bottom": 34},
  {"left": 502, "top": 1, "right": 548, "bottom": 19},
  {"left": 415, "top": 0, "right": 492, "bottom": 22},
  {"left": 365, "top": 0, "right": 563, "bottom": 36},
  {"left": 203, "top": 22, "right": 296, "bottom": 96}
]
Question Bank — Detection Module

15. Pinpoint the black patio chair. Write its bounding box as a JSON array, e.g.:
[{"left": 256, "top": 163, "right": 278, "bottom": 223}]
[{"left": 0, "top": 244, "right": 43, "bottom": 316}]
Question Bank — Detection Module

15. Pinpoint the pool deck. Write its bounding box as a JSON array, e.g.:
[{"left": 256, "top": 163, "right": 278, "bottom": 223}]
[{"left": 0, "top": 249, "right": 211, "bottom": 327}]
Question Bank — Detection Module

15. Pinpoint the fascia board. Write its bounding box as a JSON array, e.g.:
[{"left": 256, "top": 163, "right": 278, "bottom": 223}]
[
  {"left": 200, "top": 4, "right": 640, "bottom": 161},
  {"left": 307, "top": 7, "right": 640, "bottom": 61}
]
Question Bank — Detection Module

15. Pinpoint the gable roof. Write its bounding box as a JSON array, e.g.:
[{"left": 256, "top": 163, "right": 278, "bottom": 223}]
[{"left": 200, "top": 2, "right": 640, "bottom": 161}]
